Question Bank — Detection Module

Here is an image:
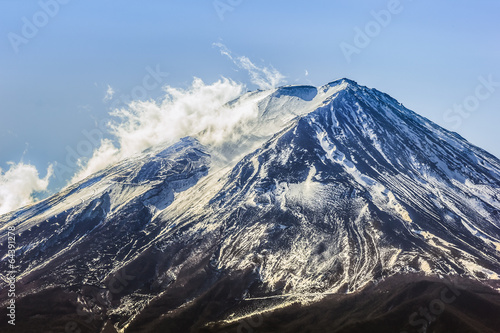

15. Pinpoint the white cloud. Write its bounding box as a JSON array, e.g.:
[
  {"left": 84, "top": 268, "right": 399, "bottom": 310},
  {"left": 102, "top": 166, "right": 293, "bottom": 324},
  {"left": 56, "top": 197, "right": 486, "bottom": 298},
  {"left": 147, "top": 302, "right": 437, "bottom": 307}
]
[
  {"left": 305, "top": 70, "right": 309, "bottom": 76},
  {"left": 104, "top": 85, "right": 115, "bottom": 102},
  {"left": 0, "top": 162, "right": 53, "bottom": 215},
  {"left": 71, "top": 48, "right": 287, "bottom": 183},
  {"left": 1, "top": 48, "right": 288, "bottom": 214},
  {"left": 213, "top": 42, "right": 286, "bottom": 90},
  {"left": 71, "top": 77, "right": 255, "bottom": 182}
]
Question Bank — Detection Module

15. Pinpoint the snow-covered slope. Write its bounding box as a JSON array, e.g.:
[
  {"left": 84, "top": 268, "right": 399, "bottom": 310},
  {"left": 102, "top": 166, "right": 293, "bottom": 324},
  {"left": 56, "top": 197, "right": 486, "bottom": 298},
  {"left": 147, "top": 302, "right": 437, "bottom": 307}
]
[
  {"left": 0, "top": 137, "right": 210, "bottom": 284},
  {"left": 204, "top": 80, "right": 500, "bottom": 293},
  {"left": 1, "top": 79, "right": 499, "bottom": 332}
]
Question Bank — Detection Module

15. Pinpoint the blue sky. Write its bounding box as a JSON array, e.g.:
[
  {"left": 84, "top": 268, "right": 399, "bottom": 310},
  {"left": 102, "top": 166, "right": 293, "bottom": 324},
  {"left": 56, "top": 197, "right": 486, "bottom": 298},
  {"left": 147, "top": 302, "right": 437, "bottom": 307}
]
[{"left": 0, "top": 0, "right": 499, "bottom": 213}]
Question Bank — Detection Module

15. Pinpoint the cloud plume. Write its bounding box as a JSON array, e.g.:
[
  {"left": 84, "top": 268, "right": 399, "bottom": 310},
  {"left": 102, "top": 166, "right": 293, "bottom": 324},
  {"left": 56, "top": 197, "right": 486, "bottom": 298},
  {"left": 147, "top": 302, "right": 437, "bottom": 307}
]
[
  {"left": 72, "top": 46, "right": 287, "bottom": 182},
  {"left": 2, "top": 46, "right": 288, "bottom": 214},
  {"left": 71, "top": 76, "right": 262, "bottom": 182}
]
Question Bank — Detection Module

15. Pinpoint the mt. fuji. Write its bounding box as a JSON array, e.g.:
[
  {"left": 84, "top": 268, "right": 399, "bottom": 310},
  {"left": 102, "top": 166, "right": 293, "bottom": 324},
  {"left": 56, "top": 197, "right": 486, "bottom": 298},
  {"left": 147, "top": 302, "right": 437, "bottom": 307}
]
[{"left": 1, "top": 79, "right": 500, "bottom": 333}]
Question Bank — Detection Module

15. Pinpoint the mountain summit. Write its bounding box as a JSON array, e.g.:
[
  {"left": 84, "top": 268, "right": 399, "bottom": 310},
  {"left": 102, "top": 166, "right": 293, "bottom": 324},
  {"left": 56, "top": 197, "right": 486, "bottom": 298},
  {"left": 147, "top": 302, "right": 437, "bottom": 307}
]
[{"left": 1, "top": 79, "right": 500, "bottom": 332}]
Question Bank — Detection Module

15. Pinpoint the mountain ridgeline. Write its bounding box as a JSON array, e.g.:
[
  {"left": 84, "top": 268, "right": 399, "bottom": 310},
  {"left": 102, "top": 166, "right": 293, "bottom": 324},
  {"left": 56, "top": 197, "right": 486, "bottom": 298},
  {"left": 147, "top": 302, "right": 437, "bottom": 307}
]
[{"left": 1, "top": 79, "right": 500, "bottom": 332}]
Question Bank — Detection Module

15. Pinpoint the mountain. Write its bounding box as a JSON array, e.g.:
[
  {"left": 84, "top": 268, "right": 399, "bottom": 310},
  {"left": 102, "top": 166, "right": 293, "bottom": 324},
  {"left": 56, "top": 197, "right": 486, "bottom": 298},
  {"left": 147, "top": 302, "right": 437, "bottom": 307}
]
[{"left": 1, "top": 79, "right": 500, "bottom": 333}]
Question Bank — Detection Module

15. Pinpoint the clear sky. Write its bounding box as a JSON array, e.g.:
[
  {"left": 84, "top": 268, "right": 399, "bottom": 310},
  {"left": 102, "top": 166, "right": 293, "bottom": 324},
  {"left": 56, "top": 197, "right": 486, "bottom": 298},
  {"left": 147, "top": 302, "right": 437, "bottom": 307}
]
[{"left": 0, "top": 0, "right": 499, "bottom": 213}]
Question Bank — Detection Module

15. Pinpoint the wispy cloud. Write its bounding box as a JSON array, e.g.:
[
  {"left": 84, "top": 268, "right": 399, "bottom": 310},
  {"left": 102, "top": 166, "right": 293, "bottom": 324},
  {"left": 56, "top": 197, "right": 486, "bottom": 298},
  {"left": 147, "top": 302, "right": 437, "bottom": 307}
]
[
  {"left": 0, "top": 162, "right": 53, "bottom": 215},
  {"left": 104, "top": 85, "right": 115, "bottom": 102},
  {"left": 213, "top": 42, "right": 286, "bottom": 90}
]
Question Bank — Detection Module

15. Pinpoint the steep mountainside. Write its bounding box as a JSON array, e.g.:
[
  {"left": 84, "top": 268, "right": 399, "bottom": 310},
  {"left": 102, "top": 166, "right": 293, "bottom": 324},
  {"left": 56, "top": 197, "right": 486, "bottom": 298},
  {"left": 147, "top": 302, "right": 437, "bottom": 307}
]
[{"left": 1, "top": 79, "right": 499, "bottom": 333}]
